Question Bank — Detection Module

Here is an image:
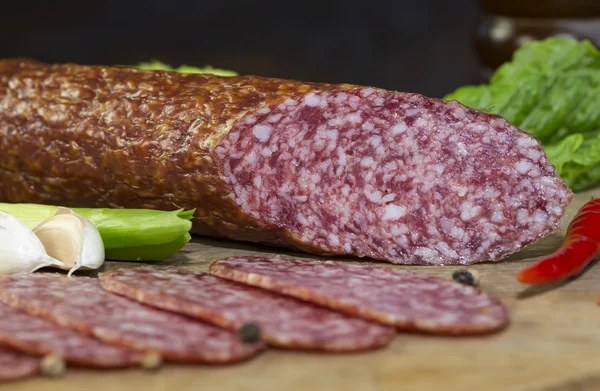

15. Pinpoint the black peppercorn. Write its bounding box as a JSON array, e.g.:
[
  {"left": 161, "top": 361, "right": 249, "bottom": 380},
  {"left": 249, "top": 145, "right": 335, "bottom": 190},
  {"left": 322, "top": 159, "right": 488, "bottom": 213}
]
[
  {"left": 452, "top": 269, "right": 480, "bottom": 287},
  {"left": 238, "top": 321, "right": 262, "bottom": 343}
]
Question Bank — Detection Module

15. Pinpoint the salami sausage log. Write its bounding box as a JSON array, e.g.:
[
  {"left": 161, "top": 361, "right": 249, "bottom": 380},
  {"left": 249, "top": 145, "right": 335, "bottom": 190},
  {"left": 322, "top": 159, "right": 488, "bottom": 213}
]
[
  {"left": 0, "top": 346, "right": 40, "bottom": 382},
  {"left": 0, "top": 59, "right": 572, "bottom": 265},
  {"left": 210, "top": 256, "right": 510, "bottom": 335},
  {"left": 0, "top": 273, "right": 265, "bottom": 364},
  {"left": 99, "top": 267, "right": 395, "bottom": 352},
  {"left": 0, "top": 302, "right": 142, "bottom": 368}
]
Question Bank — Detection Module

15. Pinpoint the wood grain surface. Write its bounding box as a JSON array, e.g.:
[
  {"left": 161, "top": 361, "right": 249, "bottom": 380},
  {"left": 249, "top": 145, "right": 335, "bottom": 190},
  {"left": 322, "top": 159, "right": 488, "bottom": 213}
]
[{"left": 5, "top": 186, "right": 600, "bottom": 391}]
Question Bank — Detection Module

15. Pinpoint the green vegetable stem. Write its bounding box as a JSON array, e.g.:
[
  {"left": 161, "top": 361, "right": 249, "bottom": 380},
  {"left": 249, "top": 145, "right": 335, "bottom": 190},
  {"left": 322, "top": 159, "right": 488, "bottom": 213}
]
[{"left": 131, "top": 60, "right": 238, "bottom": 76}]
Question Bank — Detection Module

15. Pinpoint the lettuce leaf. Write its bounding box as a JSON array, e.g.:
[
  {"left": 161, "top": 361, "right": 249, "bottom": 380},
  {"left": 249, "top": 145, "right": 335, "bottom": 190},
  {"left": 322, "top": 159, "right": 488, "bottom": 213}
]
[
  {"left": 131, "top": 60, "right": 238, "bottom": 76},
  {"left": 445, "top": 37, "right": 600, "bottom": 191}
]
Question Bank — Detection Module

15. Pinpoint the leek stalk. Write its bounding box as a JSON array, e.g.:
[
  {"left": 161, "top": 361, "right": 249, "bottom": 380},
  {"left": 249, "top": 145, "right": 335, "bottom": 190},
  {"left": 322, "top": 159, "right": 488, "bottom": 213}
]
[{"left": 105, "top": 233, "right": 192, "bottom": 261}]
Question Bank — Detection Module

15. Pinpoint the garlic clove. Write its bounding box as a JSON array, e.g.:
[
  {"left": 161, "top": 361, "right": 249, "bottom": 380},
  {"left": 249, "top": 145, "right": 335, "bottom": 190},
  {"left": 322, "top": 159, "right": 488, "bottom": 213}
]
[
  {"left": 33, "top": 207, "right": 105, "bottom": 277},
  {"left": 0, "top": 210, "right": 64, "bottom": 274},
  {"left": 33, "top": 214, "right": 82, "bottom": 270},
  {"left": 62, "top": 208, "right": 105, "bottom": 276}
]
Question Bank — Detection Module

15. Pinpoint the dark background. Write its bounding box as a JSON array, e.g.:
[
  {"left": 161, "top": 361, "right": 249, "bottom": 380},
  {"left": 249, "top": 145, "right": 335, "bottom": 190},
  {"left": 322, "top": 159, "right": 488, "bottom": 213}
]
[{"left": 0, "top": 0, "right": 481, "bottom": 98}]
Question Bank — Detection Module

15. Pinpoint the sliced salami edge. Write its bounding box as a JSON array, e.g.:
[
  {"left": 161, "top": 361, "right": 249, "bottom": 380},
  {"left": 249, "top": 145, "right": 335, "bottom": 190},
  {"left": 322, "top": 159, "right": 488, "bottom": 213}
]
[
  {"left": 0, "top": 302, "right": 143, "bottom": 369},
  {"left": 0, "top": 274, "right": 266, "bottom": 365},
  {"left": 209, "top": 258, "right": 510, "bottom": 335},
  {"left": 0, "top": 346, "right": 40, "bottom": 382},
  {"left": 99, "top": 269, "right": 395, "bottom": 352}
]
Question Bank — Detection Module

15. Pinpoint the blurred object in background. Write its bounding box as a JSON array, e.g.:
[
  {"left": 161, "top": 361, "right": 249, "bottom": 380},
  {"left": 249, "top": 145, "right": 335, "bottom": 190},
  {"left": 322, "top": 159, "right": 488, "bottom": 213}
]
[
  {"left": 475, "top": 0, "right": 600, "bottom": 81},
  {"left": 0, "top": 0, "right": 478, "bottom": 98}
]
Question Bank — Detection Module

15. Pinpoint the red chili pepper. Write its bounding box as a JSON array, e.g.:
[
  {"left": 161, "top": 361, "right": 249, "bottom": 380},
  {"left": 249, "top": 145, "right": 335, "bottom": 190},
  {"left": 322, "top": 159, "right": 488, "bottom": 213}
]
[{"left": 516, "top": 198, "right": 600, "bottom": 284}]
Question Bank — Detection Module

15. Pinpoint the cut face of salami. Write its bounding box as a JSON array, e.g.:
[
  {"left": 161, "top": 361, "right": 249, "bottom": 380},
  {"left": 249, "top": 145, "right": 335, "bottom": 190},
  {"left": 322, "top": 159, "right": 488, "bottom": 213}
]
[
  {"left": 215, "top": 91, "right": 571, "bottom": 265},
  {"left": 0, "top": 302, "right": 142, "bottom": 368},
  {"left": 99, "top": 267, "right": 395, "bottom": 352},
  {"left": 209, "top": 257, "right": 510, "bottom": 335},
  {"left": 0, "top": 273, "right": 265, "bottom": 364},
  {"left": 0, "top": 346, "right": 39, "bottom": 382}
]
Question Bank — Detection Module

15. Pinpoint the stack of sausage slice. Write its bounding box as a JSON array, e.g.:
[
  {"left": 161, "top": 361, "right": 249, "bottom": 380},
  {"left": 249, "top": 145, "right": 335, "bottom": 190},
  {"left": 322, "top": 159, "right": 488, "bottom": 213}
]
[{"left": 0, "top": 256, "right": 509, "bottom": 382}]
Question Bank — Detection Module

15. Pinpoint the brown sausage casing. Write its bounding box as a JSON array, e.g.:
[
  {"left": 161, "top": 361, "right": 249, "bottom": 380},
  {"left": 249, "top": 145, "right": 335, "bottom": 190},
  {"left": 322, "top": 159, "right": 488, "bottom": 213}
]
[{"left": 0, "top": 59, "right": 316, "bottom": 243}]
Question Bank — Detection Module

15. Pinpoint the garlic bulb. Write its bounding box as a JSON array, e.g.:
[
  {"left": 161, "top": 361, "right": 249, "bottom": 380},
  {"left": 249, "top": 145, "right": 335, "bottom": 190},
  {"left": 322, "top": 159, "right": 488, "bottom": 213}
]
[
  {"left": 0, "top": 210, "right": 63, "bottom": 274},
  {"left": 34, "top": 207, "right": 105, "bottom": 276}
]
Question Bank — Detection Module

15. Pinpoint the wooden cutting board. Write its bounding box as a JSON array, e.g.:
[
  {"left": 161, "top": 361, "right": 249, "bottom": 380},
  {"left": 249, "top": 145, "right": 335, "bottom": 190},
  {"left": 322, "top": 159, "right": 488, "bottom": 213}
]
[{"left": 6, "top": 186, "right": 600, "bottom": 391}]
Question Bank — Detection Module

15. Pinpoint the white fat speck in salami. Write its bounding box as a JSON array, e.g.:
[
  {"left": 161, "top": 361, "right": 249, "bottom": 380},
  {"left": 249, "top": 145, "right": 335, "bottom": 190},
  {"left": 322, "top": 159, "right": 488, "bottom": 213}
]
[
  {"left": 0, "top": 346, "right": 39, "bottom": 381},
  {"left": 215, "top": 90, "right": 571, "bottom": 265},
  {"left": 0, "top": 302, "right": 142, "bottom": 368},
  {"left": 99, "top": 267, "right": 395, "bottom": 352},
  {"left": 0, "top": 273, "right": 265, "bottom": 364},
  {"left": 209, "top": 257, "right": 509, "bottom": 335}
]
